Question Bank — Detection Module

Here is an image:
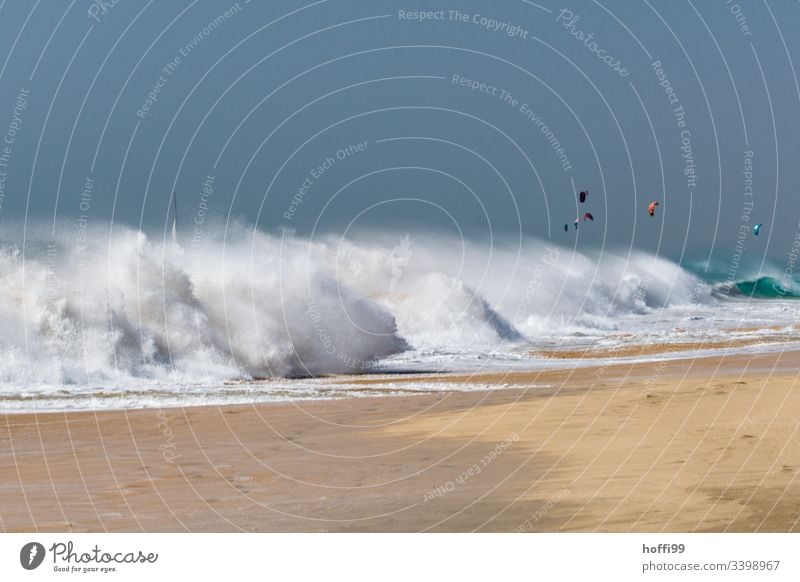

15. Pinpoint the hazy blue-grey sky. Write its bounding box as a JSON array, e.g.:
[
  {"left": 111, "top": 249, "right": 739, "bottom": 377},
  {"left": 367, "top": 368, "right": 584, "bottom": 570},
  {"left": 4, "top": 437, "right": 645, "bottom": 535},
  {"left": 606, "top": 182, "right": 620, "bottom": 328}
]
[{"left": 0, "top": 1, "right": 798, "bottom": 265}]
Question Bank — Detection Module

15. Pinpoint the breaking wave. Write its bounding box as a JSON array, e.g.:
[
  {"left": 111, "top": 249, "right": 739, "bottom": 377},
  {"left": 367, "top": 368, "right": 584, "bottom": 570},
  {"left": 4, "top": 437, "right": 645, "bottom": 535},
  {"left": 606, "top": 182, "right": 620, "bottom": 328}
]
[
  {"left": 0, "top": 222, "right": 771, "bottom": 387},
  {"left": 737, "top": 276, "right": 800, "bottom": 298}
]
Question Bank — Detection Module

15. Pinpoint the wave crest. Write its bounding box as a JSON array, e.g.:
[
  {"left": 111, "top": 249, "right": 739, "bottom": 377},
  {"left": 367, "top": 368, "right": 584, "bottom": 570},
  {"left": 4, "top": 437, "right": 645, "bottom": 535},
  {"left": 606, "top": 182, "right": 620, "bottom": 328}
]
[{"left": 0, "top": 226, "right": 735, "bottom": 386}]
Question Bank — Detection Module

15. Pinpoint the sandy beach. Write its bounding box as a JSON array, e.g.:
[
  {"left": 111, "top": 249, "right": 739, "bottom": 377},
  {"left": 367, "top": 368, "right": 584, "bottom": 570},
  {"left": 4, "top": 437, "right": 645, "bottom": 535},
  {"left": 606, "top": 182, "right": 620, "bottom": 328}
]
[{"left": 2, "top": 349, "right": 799, "bottom": 532}]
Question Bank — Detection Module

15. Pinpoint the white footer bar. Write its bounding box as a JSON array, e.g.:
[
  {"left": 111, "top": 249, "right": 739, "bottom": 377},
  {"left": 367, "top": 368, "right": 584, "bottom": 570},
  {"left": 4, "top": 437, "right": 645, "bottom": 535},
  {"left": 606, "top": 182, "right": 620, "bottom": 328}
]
[{"left": 1, "top": 533, "right": 797, "bottom": 581}]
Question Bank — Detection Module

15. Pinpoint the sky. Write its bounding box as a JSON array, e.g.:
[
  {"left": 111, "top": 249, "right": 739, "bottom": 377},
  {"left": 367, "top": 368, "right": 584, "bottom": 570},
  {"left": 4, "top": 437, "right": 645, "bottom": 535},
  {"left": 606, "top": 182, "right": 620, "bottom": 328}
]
[{"left": 0, "top": 0, "right": 798, "bottom": 267}]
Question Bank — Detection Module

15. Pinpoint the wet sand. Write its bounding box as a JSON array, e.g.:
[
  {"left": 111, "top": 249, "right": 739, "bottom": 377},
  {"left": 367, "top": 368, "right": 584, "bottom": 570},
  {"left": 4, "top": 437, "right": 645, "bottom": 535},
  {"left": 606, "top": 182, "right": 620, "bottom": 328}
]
[
  {"left": 530, "top": 337, "right": 795, "bottom": 359},
  {"left": 1, "top": 349, "right": 799, "bottom": 532}
]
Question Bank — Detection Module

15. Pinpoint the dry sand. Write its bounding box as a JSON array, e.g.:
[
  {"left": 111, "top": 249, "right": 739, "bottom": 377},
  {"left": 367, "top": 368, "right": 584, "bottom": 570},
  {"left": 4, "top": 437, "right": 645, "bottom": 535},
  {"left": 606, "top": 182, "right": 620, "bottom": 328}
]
[{"left": 1, "top": 349, "right": 799, "bottom": 532}]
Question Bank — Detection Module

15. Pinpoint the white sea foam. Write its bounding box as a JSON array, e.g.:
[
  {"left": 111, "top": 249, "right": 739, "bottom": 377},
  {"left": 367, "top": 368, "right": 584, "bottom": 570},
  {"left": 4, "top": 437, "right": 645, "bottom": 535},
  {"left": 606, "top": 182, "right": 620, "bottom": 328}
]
[{"left": 1, "top": 223, "right": 797, "bottom": 411}]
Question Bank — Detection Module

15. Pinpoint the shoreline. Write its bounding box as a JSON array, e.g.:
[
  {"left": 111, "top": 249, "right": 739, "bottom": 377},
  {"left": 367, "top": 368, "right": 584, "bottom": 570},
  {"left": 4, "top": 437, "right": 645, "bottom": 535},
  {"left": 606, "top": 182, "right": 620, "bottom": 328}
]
[
  {"left": 2, "top": 348, "right": 799, "bottom": 532},
  {"left": 4, "top": 341, "right": 798, "bottom": 416}
]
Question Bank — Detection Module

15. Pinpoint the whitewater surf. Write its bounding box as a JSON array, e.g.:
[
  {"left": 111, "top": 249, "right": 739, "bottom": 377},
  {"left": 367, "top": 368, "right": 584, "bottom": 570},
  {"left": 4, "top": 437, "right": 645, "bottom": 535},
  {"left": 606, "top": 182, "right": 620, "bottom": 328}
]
[{"left": 1, "top": 222, "right": 798, "bottom": 411}]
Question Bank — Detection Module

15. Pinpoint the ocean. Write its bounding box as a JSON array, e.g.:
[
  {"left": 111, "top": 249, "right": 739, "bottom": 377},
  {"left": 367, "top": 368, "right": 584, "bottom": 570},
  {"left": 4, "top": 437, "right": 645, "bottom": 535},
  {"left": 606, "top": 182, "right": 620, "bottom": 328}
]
[{"left": 0, "top": 223, "right": 797, "bottom": 412}]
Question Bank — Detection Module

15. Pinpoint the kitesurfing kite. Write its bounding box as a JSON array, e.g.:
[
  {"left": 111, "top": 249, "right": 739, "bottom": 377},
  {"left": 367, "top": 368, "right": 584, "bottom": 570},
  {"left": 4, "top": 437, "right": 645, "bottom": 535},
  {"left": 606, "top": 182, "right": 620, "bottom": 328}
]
[
  {"left": 567, "top": 192, "right": 593, "bottom": 231},
  {"left": 648, "top": 200, "right": 659, "bottom": 217},
  {"left": 754, "top": 223, "right": 762, "bottom": 236},
  {"left": 573, "top": 214, "right": 593, "bottom": 230}
]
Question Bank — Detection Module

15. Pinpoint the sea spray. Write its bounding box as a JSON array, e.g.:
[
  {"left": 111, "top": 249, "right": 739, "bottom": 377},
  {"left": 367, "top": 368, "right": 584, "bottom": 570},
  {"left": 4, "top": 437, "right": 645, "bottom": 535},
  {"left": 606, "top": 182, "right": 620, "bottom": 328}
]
[
  {"left": 0, "top": 222, "right": 743, "bottom": 391},
  {"left": 0, "top": 225, "right": 407, "bottom": 385}
]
